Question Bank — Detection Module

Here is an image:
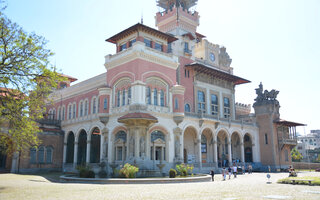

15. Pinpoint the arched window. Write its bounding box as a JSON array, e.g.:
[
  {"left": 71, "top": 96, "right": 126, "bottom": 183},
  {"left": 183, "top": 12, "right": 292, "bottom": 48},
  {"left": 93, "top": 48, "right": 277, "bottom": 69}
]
[
  {"left": 146, "top": 87, "right": 151, "bottom": 105},
  {"left": 84, "top": 100, "right": 88, "bottom": 116},
  {"left": 66, "top": 132, "right": 74, "bottom": 163},
  {"left": 80, "top": 102, "right": 83, "bottom": 117},
  {"left": 185, "top": 104, "right": 190, "bottom": 112},
  {"left": 92, "top": 98, "right": 96, "bottom": 114},
  {"left": 154, "top": 88, "right": 158, "bottom": 105},
  {"left": 46, "top": 146, "right": 53, "bottom": 163},
  {"left": 68, "top": 105, "right": 72, "bottom": 119},
  {"left": 90, "top": 128, "right": 101, "bottom": 163},
  {"left": 115, "top": 131, "right": 127, "bottom": 161},
  {"left": 160, "top": 90, "right": 164, "bottom": 106},
  {"left": 38, "top": 146, "right": 45, "bottom": 163},
  {"left": 72, "top": 104, "right": 76, "bottom": 118},
  {"left": 103, "top": 98, "right": 108, "bottom": 110},
  {"left": 122, "top": 89, "right": 125, "bottom": 106},
  {"left": 128, "top": 87, "right": 131, "bottom": 104},
  {"left": 117, "top": 90, "right": 120, "bottom": 107},
  {"left": 30, "top": 147, "right": 36, "bottom": 164}
]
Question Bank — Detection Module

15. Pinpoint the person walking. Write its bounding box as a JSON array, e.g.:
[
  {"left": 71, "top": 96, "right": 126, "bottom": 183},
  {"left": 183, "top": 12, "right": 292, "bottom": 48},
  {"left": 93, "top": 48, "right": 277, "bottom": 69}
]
[
  {"left": 228, "top": 166, "right": 232, "bottom": 179},
  {"left": 210, "top": 170, "right": 215, "bottom": 181},
  {"left": 222, "top": 167, "right": 226, "bottom": 181},
  {"left": 233, "top": 165, "right": 237, "bottom": 178}
]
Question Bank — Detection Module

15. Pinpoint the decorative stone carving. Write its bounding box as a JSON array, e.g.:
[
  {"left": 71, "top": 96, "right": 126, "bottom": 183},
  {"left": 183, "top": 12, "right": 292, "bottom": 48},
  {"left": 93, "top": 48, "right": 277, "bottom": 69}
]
[
  {"left": 253, "top": 82, "right": 279, "bottom": 107},
  {"left": 219, "top": 46, "right": 232, "bottom": 68}
]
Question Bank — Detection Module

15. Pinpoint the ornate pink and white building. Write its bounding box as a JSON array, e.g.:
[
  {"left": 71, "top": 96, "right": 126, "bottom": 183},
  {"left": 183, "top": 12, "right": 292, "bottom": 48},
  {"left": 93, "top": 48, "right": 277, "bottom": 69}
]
[{"left": 4, "top": 0, "right": 304, "bottom": 174}]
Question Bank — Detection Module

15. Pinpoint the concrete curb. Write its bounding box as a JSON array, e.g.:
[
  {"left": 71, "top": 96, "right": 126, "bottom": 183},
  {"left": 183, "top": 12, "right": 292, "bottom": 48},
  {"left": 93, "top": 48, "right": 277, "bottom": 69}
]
[{"left": 60, "top": 174, "right": 212, "bottom": 184}]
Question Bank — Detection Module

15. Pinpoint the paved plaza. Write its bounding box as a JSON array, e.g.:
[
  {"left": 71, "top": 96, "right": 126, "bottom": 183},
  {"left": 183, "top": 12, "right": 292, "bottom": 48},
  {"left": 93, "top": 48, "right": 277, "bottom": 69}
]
[{"left": 0, "top": 172, "right": 319, "bottom": 200}]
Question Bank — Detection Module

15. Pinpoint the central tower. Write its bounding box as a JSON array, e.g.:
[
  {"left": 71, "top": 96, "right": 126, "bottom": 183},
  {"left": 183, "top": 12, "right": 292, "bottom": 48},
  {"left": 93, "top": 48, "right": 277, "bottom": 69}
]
[{"left": 155, "top": 0, "right": 199, "bottom": 35}]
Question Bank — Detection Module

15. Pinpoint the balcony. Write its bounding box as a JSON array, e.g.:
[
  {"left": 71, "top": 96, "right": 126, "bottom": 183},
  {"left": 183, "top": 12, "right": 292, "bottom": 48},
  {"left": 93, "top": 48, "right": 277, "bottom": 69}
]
[
  {"left": 278, "top": 138, "right": 297, "bottom": 146},
  {"left": 37, "top": 118, "right": 61, "bottom": 127}
]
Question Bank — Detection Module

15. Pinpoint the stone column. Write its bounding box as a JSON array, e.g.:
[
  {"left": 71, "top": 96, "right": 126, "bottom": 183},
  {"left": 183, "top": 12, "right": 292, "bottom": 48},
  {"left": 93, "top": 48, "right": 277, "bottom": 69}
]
[
  {"left": 73, "top": 142, "right": 78, "bottom": 168},
  {"left": 213, "top": 140, "right": 218, "bottom": 167},
  {"left": 134, "top": 128, "right": 140, "bottom": 158},
  {"left": 100, "top": 135, "right": 105, "bottom": 162},
  {"left": 241, "top": 142, "right": 245, "bottom": 163},
  {"left": 146, "top": 130, "right": 150, "bottom": 159},
  {"left": 180, "top": 134, "right": 184, "bottom": 161},
  {"left": 228, "top": 141, "right": 232, "bottom": 165},
  {"left": 86, "top": 140, "right": 91, "bottom": 164},
  {"left": 197, "top": 135, "right": 202, "bottom": 169},
  {"left": 63, "top": 142, "right": 67, "bottom": 164}
]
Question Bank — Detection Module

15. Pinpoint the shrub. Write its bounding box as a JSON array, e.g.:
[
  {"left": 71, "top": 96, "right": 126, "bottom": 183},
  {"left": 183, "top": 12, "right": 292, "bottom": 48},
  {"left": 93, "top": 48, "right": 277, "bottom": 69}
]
[
  {"left": 119, "top": 163, "right": 139, "bottom": 178},
  {"left": 76, "top": 165, "right": 95, "bottom": 178},
  {"left": 176, "top": 163, "right": 187, "bottom": 176},
  {"left": 187, "top": 164, "right": 194, "bottom": 175},
  {"left": 169, "top": 168, "right": 177, "bottom": 178}
]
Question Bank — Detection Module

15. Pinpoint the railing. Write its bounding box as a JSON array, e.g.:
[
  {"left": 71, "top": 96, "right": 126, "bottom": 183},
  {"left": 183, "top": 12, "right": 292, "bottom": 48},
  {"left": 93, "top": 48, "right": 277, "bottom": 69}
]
[
  {"left": 37, "top": 118, "right": 61, "bottom": 127},
  {"left": 278, "top": 138, "right": 297, "bottom": 146}
]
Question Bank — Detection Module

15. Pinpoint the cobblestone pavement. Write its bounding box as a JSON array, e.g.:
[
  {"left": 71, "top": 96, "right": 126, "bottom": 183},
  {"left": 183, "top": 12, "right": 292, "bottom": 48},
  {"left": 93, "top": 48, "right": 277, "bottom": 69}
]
[{"left": 0, "top": 172, "right": 320, "bottom": 200}]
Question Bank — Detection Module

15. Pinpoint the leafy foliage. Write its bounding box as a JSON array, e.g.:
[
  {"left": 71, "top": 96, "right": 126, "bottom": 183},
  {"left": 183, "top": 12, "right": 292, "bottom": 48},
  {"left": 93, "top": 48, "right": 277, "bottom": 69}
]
[
  {"left": 76, "top": 165, "right": 95, "bottom": 178},
  {"left": 291, "top": 148, "right": 303, "bottom": 162},
  {"left": 119, "top": 163, "right": 139, "bottom": 178},
  {"left": 176, "top": 163, "right": 194, "bottom": 176},
  {"left": 169, "top": 168, "right": 177, "bottom": 178},
  {"left": 0, "top": 10, "right": 63, "bottom": 155}
]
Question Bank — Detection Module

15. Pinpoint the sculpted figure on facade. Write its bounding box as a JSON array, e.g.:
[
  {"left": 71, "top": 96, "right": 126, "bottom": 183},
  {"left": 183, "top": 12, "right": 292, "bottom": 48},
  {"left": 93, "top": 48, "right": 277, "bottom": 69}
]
[
  {"left": 254, "top": 82, "right": 279, "bottom": 106},
  {"left": 219, "top": 47, "right": 232, "bottom": 68}
]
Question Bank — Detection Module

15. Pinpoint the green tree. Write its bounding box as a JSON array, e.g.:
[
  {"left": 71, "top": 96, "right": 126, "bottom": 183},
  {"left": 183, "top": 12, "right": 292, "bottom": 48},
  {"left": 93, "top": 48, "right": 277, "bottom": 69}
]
[
  {"left": 0, "top": 10, "right": 62, "bottom": 155},
  {"left": 291, "top": 147, "right": 303, "bottom": 162}
]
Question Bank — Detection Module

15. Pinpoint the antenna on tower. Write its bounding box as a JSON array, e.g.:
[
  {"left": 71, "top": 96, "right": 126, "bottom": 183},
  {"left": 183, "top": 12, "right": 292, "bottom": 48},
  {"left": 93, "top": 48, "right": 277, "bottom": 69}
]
[{"left": 141, "top": 13, "right": 143, "bottom": 24}]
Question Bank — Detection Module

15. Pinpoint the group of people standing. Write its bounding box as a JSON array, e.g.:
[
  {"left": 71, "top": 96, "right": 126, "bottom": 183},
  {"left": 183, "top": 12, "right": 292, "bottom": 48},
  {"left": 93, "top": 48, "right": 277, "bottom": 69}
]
[{"left": 209, "top": 164, "right": 253, "bottom": 181}]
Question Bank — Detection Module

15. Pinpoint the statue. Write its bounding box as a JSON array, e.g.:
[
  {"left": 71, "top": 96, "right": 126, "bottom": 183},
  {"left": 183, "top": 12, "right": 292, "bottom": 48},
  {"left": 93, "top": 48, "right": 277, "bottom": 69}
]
[
  {"left": 219, "top": 47, "right": 232, "bottom": 68},
  {"left": 253, "top": 82, "right": 279, "bottom": 106}
]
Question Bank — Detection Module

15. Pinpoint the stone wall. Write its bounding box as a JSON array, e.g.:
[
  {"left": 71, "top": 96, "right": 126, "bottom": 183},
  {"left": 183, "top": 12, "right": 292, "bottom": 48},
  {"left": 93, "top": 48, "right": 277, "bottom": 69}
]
[{"left": 293, "top": 162, "right": 320, "bottom": 170}]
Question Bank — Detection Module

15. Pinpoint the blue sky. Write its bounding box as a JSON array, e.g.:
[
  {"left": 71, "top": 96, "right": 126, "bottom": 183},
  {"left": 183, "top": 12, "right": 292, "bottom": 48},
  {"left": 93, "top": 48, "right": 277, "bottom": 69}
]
[{"left": 4, "top": 0, "right": 320, "bottom": 134}]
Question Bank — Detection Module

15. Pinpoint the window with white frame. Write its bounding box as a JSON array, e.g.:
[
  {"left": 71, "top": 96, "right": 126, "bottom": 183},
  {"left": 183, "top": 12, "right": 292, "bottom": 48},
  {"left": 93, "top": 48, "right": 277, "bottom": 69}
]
[
  {"left": 92, "top": 98, "right": 96, "bottom": 114},
  {"left": 197, "top": 91, "right": 205, "bottom": 113},
  {"left": 160, "top": 90, "right": 164, "bottom": 106},
  {"left": 127, "top": 87, "right": 131, "bottom": 104},
  {"left": 46, "top": 146, "right": 53, "bottom": 163},
  {"left": 122, "top": 89, "right": 125, "bottom": 106},
  {"left": 84, "top": 100, "right": 88, "bottom": 116},
  {"left": 146, "top": 87, "right": 151, "bottom": 104},
  {"left": 80, "top": 102, "right": 83, "bottom": 117},
  {"left": 104, "top": 98, "right": 108, "bottom": 110},
  {"left": 38, "top": 146, "right": 45, "bottom": 163},
  {"left": 211, "top": 94, "right": 218, "bottom": 116},
  {"left": 154, "top": 88, "right": 158, "bottom": 105},
  {"left": 223, "top": 97, "right": 230, "bottom": 118},
  {"left": 73, "top": 104, "right": 76, "bottom": 118},
  {"left": 68, "top": 105, "right": 72, "bottom": 119},
  {"left": 117, "top": 90, "right": 120, "bottom": 107}
]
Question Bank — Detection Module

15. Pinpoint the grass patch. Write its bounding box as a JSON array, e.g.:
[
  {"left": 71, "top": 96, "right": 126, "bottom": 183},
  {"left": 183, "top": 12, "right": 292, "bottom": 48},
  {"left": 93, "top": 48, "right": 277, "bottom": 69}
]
[{"left": 278, "top": 176, "right": 320, "bottom": 186}]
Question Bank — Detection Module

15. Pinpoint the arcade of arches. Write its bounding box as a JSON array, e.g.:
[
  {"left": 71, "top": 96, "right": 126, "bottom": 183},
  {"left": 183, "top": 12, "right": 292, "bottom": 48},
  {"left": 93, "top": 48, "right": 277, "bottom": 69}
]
[{"left": 64, "top": 126, "right": 254, "bottom": 168}]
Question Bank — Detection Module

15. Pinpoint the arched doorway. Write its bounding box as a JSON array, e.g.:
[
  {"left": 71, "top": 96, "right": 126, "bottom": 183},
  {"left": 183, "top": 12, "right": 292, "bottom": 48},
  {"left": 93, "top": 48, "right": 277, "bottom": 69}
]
[
  {"left": 77, "top": 130, "right": 87, "bottom": 165},
  {"left": 244, "top": 134, "right": 253, "bottom": 163},
  {"left": 231, "top": 132, "right": 241, "bottom": 162},
  {"left": 66, "top": 132, "right": 74, "bottom": 163},
  {"left": 217, "top": 130, "right": 229, "bottom": 167},
  {"left": 90, "top": 127, "right": 101, "bottom": 163},
  {"left": 183, "top": 127, "right": 198, "bottom": 164}
]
